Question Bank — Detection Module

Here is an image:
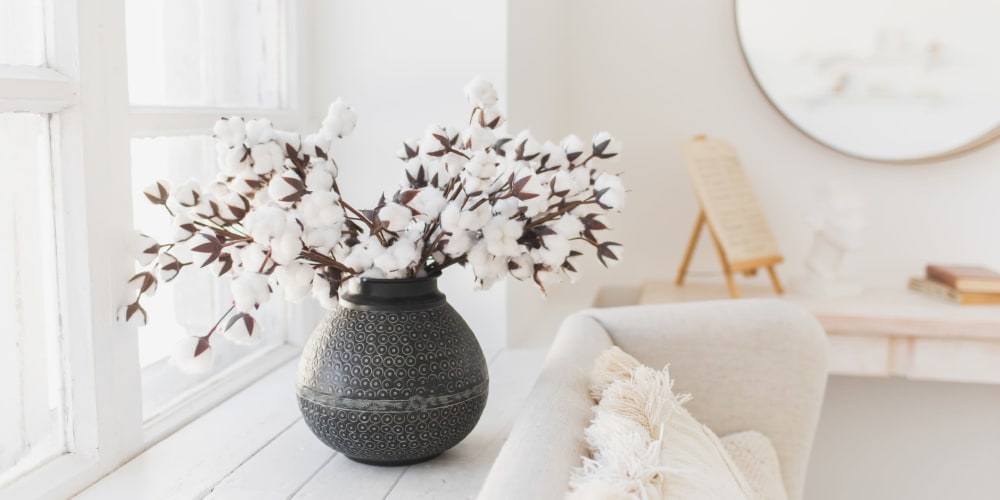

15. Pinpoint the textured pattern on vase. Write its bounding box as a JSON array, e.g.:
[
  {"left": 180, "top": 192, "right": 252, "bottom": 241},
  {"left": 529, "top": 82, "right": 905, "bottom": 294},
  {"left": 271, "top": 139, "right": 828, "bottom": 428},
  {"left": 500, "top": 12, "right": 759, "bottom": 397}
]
[{"left": 297, "top": 305, "right": 489, "bottom": 464}]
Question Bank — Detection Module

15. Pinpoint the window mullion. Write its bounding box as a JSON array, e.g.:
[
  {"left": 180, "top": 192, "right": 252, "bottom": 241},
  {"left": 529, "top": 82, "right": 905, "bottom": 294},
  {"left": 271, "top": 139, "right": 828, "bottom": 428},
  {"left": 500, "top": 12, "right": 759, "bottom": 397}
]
[{"left": 47, "top": 0, "right": 143, "bottom": 495}]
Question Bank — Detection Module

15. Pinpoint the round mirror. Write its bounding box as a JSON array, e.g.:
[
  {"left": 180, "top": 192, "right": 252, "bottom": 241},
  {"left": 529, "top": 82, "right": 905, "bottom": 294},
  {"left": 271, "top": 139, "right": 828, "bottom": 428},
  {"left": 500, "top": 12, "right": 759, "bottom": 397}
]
[{"left": 736, "top": 0, "right": 1000, "bottom": 162}]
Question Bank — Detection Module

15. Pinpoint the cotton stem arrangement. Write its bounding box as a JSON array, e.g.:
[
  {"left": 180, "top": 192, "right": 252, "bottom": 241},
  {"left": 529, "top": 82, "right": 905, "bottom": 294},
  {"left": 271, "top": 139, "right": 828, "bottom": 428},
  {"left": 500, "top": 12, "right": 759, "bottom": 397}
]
[{"left": 120, "top": 78, "right": 625, "bottom": 373}]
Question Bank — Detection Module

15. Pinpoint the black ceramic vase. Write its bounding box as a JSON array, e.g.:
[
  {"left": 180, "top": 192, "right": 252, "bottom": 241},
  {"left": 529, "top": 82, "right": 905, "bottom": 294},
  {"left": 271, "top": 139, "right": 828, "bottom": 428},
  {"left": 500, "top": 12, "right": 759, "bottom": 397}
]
[{"left": 295, "top": 276, "right": 489, "bottom": 465}]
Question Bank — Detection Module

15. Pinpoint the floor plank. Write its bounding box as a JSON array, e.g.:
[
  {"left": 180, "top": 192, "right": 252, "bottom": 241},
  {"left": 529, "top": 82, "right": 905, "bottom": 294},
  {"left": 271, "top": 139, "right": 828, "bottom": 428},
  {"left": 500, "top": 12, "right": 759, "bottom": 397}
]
[
  {"left": 289, "top": 453, "right": 408, "bottom": 500},
  {"left": 203, "top": 419, "right": 335, "bottom": 500},
  {"left": 75, "top": 363, "right": 302, "bottom": 500},
  {"left": 383, "top": 348, "right": 549, "bottom": 500}
]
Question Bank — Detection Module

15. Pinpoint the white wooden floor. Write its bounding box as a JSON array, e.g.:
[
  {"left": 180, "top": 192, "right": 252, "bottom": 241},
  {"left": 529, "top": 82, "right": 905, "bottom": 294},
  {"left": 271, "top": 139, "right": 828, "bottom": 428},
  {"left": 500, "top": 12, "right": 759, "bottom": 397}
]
[{"left": 76, "top": 348, "right": 549, "bottom": 500}]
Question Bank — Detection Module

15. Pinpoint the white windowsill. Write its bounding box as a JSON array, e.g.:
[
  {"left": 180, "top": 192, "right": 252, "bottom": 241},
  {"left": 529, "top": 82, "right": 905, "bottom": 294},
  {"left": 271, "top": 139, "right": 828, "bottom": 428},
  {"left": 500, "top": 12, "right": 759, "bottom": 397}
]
[{"left": 74, "top": 347, "right": 548, "bottom": 500}]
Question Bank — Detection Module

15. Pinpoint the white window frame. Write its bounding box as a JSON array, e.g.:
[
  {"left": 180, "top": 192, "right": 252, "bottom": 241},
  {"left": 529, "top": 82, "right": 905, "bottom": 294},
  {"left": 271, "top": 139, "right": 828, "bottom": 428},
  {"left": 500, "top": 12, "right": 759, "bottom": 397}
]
[{"left": 0, "top": 1, "right": 313, "bottom": 498}]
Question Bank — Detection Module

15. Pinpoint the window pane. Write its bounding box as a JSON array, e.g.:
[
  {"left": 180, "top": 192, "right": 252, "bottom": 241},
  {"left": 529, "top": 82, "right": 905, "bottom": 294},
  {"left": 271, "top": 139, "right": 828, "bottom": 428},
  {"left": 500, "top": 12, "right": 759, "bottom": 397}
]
[
  {"left": 125, "top": 0, "right": 284, "bottom": 108},
  {"left": 130, "top": 136, "right": 285, "bottom": 420},
  {"left": 0, "top": 0, "right": 45, "bottom": 66},
  {"left": 0, "top": 114, "right": 65, "bottom": 484}
]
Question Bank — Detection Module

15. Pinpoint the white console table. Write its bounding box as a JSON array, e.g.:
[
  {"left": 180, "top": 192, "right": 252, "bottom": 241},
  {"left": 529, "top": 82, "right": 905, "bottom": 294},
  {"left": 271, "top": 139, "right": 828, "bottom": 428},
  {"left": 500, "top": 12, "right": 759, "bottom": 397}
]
[{"left": 638, "top": 281, "right": 1000, "bottom": 384}]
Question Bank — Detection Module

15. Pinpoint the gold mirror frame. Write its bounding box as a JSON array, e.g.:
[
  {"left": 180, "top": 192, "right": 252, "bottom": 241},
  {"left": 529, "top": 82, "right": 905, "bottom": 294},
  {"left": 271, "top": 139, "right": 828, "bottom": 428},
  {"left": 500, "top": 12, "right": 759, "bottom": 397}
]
[{"left": 733, "top": 0, "right": 1000, "bottom": 164}]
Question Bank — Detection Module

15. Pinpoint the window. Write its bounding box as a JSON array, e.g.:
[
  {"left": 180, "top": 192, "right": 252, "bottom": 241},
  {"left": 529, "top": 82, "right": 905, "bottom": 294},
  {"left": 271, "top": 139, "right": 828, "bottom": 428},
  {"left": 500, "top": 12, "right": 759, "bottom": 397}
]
[
  {"left": 0, "top": 113, "right": 64, "bottom": 485},
  {"left": 0, "top": 0, "right": 307, "bottom": 496}
]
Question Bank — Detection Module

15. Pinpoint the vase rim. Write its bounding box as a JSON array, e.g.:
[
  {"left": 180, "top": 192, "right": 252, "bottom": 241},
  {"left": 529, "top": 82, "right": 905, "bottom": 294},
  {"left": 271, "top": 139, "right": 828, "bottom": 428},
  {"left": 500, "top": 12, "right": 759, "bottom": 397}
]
[{"left": 357, "top": 272, "right": 442, "bottom": 284}]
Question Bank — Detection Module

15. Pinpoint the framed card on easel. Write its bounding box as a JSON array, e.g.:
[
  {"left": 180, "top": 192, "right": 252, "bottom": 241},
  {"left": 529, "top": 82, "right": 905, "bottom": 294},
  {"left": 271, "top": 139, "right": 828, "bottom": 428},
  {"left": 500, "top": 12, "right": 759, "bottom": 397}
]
[{"left": 676, "top": 135, "right": 784, "bottom": 298}]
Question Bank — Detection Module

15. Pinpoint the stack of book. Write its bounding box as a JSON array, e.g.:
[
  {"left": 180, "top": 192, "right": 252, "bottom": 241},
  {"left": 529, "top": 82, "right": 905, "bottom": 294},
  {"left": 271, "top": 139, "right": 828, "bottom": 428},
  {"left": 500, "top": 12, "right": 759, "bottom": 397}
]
[{"left": 909, "top": 264, "right": 1000, "bottom": 305}]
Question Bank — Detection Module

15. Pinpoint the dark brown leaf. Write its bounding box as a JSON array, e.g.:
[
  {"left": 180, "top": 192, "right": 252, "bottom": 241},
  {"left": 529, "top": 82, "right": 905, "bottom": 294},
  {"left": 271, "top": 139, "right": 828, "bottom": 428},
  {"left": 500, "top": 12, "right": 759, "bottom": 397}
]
[
  {"left": 191, "top": 234, "right": 222, "bottom": 267},
  {"left": 593, "top": 138, "right": 611, "bottom": 157},
  {"left": 143, "top": 182, "right": 169, "bottom": 205},
  {"left": 596, "top": 241, "right": 623, "bottom": 267},
  {"left": 194, "top": 336, "right": 212, "bottom": 357}
]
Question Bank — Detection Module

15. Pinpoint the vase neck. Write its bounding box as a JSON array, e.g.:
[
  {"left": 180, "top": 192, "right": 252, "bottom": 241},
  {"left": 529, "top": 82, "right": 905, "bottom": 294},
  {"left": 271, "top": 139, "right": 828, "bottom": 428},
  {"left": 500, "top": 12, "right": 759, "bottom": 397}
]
[{"left": 340, "top": 276, "right": 446, "bottom": 310}]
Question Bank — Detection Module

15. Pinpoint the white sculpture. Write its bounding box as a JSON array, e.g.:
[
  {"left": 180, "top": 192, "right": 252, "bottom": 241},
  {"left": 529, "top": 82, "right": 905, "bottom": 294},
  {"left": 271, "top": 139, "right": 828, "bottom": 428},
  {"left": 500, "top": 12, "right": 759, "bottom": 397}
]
[{"left": 791, "top": 183, "right": 866, "bottom": 298}]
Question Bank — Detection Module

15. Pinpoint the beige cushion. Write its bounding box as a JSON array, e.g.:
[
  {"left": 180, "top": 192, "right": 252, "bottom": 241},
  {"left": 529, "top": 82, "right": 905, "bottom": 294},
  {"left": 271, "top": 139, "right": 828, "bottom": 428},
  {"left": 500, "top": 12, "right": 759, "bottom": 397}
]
[
  {"left": 568, "top": 348, "right": 755, "bottom": 499},
  {"left": 722, "top": 431, "right": 788, "bottom": 500},
  {"left": 478, "top": 300, "right": 828, "bottom": 500}
]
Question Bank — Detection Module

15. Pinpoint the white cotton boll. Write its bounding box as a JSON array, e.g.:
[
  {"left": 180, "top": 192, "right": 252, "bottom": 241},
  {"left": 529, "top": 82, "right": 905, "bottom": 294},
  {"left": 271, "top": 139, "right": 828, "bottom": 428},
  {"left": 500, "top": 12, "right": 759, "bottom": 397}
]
[
  {"left": 208, "top": 181, "right": 230, "bottom": 199},
  {"left": 536, "top": 267, "right": 567, "bottom": 286},
  {"left": 425, "top": 160, "right": 454, "bottom": 186},
  {"left": 231, "top": 272, "right": 271, "bottom": 313},
  {"left": 491, "top": 197, "right": 519, "bottom": 218},
  {"left": 213, "top": 116, "right": 246, "bottom": 148},
  {"left": 171, "top": 336, "right": 214, "bottom": 374},
  {"left": 444, "top": 152, "right": 467, "bottom": 177},
  {"left": 541, "top": 141, "right": 569, "bottom": 171},
  {"left": 243, "top": 205, "right": 288, "bottom": 243},
  {"left": 303, "top": 227, "right": 340, "bottom": 252},
  {"left": 508, "top": 254, "right": 534, "bottom": 281},
  {"left": 592, "top": 131, "right": 623, "bottom": 158},
  {"left": 250, "top": 142, "right": 285, "bottom": 175},
  {"left": 462, "top": 125, "right": 496, "bottom": 152},
  {"left": 299, "top": 191, "right": 344, "bottom": 230},
  {"left": 223, "top": 313, "right": 261, "bottom": 346},
  {"left": 482, "top": 217, "right": 524, "bottom": 257},
  {"left": 397, "top": 138, "right": 420, "bottom": 161},
  {"left": 302, "top": 133, "right": 333, "bottom": 158},
  {"left": 408, "top": 188, "right": 447, "bottom": 220},
  {"left": 443, "top": 230, "right": 476, "bottom": 257},
  {"left": 513, "top": 172, "right": 549, "bottom": 217},
  {"left": 135, "top": 233, "right": 160, "bottom": 266},
  {"left": 275, "top": 261, "right": 314, "bottom": 302},
  {"left": 594, "top": 173, "right": 626, "bottom": 211},
  {"left": 172, "top": 179, "right": 202, "bottom": 208},
  {"left": 219, "top": 146, "right": 251, "bottom": 177},
  {"left": 268, "top": 170, "right": 305, "bottom": 206},
  {"left": 312, "top": 277, "right": 339, "bottom": 309},
  {"left": 171, "top": 213, "right": 197, "bottom": 242},
  {"left": 552, "top": 167, "right": 591, "bottom": 197},
  {"left": 313, "top": 158, "right": 339, "bottom": 178},
  {"left": 142, "top": 180, "right": 171, "bottom": 205},
  {"left": 478, "top": 105, "right": 505, "bottom": 129},
  {"left": 305, "top": 168, "right": 334, "bottom": 192},
  {"left": 440, "top": 203, "right": 461, "bottom": 233},
  {"left": 244, "top": 119, "right": 275, "bottom": 146},
  {"left": 513, "top": 130, "right": 541, "bottom": 160},
  {"left": 464, "top": 151, "right": 498, "bottom": 179},
  {"left": 419, "top": 125, "right": 449, "bottom": 159},
  {"left": 561, "top": 134, "right": 585, "bottom": 162},
  {"left": 372, "top": 251, "right": 399, "bottom": 275},
  {"left": 273, "top": 130, "right": 301, "bottom": 152},
  {"left": 240, "top": 243, "right": 268, "bottom": 272},
  {"left": 229, "top": 170, "right": 260, "bottom": 196},
  {"left": 321, "top": 98, "right": 358, "bottom": 139},
  {"left": 332, "top": 240, "right": 352, "bottom": 262},
  {"left": 552, "top": 214, "right": 584, "bottom": 239},
  {"left": 402, "top": 158, "right": 424, "bottom": 184},
  {"left": 360, "top": 268, "right": 387, "bottom": 279},
  {"left": 271, "top": 226, "right": 304, "bottom": 265},
  {"left": 117, "top": 303, "right": 147, "bottom": 328},
  {"left": 156, "top": 253, "right": 182, "bottom": 282},
  {"left": 377, "top": 202, "right": 412, "bottom": 232},
  {"left": 464, "top": 76, "right": 499, "bottom": 108},
  {"left": 459, "top": 173, "right": 489, "bottom": 195},
  {"left": 218, "top": 192, "right": 249, "bottom": 221},
  {"left": 539, "top": 233, "right": 572, "bottom": 267},
  {"left": 461, "top": 203, "right": 493, "bottom": 231}
]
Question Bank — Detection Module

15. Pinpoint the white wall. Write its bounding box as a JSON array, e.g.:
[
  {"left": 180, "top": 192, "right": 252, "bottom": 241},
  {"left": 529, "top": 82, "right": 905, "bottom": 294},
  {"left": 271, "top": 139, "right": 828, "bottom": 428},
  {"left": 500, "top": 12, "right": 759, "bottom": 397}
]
[
  {"left": 505, "top": 1, "right": 1000, "bottom": 498},
  {"left": 304, "top": 0, "right": 508, "bottom": 353},
  {"left": 506, "top": 0, "right": 1000, "bottom": 344}
]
